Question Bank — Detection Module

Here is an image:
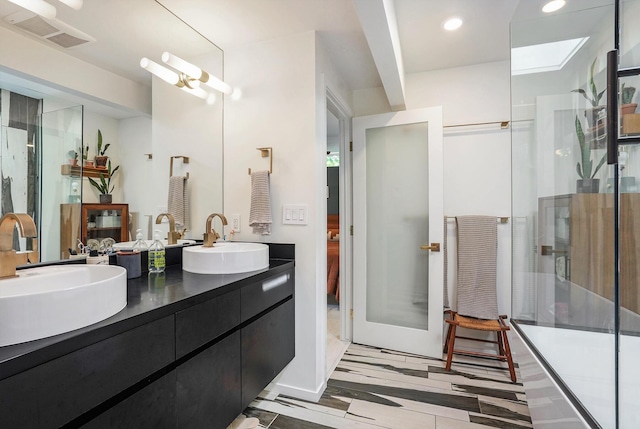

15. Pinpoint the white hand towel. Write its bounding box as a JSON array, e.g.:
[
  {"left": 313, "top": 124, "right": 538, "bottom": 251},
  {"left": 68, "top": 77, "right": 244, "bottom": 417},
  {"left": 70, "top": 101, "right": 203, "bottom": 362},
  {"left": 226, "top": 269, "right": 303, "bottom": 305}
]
[
  {"left": 249, "top": 171, "right": 272, "bottom": 235},
  {"left": 168, "top": 175, "right": 190, "bottom": 232}
]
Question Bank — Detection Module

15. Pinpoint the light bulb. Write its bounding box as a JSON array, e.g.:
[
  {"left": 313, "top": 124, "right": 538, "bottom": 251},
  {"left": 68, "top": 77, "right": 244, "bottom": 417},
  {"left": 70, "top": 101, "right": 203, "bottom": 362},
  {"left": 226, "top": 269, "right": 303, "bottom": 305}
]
[
  {"left": 162, "top": 52, "right": 203, "bottom": 80},
  {"left": 443, "top": 17, "right": 462, "bottom": 31},
  {"left": 542, "top": 0, "right": 566, "bottom": 13},
  {"left": 140, "top": 58, "right": 180, "bottom": 86}
]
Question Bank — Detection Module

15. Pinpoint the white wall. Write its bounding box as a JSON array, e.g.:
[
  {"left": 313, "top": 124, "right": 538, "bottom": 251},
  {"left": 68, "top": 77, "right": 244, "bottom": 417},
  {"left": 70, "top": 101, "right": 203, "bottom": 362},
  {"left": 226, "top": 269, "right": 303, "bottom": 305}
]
[
  {"left": 225, "top": 31, "right": 352, "bottom": 401},
  {"left": 0, "top": 26, "right": 150, "bottom": 115},
  {"left": 353, "top": 60, "right": 513, "bottom": 317},
  {"left": 81, "top": 112, "right": 123, "bottom": 204}
]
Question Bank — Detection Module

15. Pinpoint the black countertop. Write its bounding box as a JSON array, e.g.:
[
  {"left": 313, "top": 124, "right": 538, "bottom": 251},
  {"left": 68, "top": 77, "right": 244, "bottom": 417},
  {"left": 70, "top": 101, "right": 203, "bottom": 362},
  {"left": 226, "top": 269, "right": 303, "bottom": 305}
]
[{"left": 0, "top": 259, "right": 295, "bottom": 381}]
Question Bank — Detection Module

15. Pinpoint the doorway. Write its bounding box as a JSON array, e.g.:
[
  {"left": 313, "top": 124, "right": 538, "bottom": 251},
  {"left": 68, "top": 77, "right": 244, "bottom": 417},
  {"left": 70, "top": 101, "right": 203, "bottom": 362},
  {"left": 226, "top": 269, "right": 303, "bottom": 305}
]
[
  {"left": 325, "top": 88, "right": 352, "bottom": 377},
  {"left": 352, "top": 107, "right": 444, "bottom": 357}
]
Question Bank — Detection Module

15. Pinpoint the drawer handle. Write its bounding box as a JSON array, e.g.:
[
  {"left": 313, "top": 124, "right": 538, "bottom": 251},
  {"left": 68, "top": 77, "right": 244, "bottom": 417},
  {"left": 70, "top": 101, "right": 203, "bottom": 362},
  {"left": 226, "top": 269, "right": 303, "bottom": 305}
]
[{"left": 262, "top": 274, "right": 290, "bottom": 292}]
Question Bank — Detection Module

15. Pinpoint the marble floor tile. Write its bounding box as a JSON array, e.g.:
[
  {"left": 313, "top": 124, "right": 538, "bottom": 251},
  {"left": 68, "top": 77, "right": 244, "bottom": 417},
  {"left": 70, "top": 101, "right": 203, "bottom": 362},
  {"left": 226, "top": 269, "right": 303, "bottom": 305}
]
[
  {"left": 246, "top": 343, "right": 531, "bottom": 429},
  {"left": 337, "top": 362, "right": 453, "bottom": 390},
  {"left": 328, "top": 378, "right": 482, "bottom": 413},
  {"left": 345, "top": 399, "right": 437, "bottom": 429},
  {"left": 243, "top": 407, "right": 277, "bottom": 427},
  {"left": 430, "top": 373, "right": 524, "bottom": 393},
  {"left": 476, "top": 395, "right": 531, "bottom": 423},
  {"left": 274, "top": 395, "right": 349, "bottom": 417},
  {"left": 373, "top": 394, "right": 471, "bottom": 422},
  {"left": 468, "top": 413, "right": 533, "bottom": 429},
  {"left": 435, "top": 415, "right": 496, "bottom": 429}
]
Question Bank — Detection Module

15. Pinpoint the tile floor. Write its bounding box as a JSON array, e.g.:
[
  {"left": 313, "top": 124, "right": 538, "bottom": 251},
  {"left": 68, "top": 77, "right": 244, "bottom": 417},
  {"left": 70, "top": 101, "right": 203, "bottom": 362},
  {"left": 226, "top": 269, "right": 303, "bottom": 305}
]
[{"left": 242, "top": 343, "right": 532, "bottom": 429}]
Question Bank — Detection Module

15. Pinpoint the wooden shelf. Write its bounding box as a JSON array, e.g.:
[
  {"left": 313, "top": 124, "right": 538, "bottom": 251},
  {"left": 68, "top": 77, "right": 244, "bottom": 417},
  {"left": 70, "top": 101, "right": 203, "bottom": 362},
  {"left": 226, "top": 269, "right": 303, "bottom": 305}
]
[
  {"left": 88, "top": 227, "right": 122, "bottom": 231},
  {"left": 61, "top": 164, "right": 111, "bottom": 179}
]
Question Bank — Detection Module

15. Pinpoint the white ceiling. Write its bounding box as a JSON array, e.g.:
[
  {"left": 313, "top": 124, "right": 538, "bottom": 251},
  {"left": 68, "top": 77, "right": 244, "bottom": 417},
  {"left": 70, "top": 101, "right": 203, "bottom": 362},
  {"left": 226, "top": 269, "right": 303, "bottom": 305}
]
[{"left": 1, "top": 0, "right": 610, "bottom": 113}]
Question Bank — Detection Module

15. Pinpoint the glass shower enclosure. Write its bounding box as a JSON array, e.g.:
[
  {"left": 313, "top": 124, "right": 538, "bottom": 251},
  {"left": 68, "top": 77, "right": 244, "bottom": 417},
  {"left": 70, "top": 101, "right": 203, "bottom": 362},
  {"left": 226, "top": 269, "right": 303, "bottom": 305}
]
[{"left": 511, "top": 1, "right": 640, "bottom": 428}]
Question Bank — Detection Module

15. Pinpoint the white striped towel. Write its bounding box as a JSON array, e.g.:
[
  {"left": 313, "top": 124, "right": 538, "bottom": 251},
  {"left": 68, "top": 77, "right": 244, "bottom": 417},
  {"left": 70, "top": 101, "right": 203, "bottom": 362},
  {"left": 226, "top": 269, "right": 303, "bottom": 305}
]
[
  {"left": 455, "top": 215, "right": 498, "bottom": 320},
  {"left": 249, "top": 171, "right": 272, "bottom": 235},
  {"left": 168, "top": 175, "right": 190, "bottom": 232}
]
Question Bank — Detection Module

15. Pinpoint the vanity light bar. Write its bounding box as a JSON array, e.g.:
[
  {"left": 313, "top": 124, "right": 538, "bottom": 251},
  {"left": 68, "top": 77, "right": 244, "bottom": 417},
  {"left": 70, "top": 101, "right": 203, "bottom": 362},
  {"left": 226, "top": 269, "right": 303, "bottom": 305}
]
[
  {"left": 8, "top": 0, "right": 56, "bottom": 19},
  {"left": 162, "top": 52, "right": 241, "bottom": 99},
  {"left": 141, "top": 57, "right": 217, "bottom": 104}
]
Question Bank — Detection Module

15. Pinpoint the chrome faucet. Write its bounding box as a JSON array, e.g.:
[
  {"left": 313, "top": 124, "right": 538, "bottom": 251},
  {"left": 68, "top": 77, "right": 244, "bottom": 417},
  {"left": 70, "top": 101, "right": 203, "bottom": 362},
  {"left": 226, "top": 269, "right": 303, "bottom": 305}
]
[
  {"left": 203, "top": 213, "right": 228, "bottom": 247},
  {"left": 0, "top": 213, "right": 39, "bottom": 279},
  {"left": 155, "top": 213, "right": 181, "bottom": 245}
]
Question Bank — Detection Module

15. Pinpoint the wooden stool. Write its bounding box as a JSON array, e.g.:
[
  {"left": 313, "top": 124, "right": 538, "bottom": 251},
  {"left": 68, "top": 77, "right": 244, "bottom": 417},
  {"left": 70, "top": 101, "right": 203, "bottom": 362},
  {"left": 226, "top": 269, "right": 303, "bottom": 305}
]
[{"left": 443, "top": 310, "right": 516, "bottom": 382}]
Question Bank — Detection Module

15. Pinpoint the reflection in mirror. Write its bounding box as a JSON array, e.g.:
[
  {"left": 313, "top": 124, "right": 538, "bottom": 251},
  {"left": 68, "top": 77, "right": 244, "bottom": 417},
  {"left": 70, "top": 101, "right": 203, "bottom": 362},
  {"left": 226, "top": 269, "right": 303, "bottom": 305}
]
[{"left": 0, "top": 0, "right": 223, "bottom": 264}]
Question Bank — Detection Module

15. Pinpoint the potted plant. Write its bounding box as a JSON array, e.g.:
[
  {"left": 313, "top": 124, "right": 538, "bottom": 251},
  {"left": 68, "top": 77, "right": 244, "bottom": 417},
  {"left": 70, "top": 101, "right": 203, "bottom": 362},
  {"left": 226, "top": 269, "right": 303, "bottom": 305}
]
[
  {"left": 88, "top": 160, "right": 120, "bottom": 203},
  {"left": 621, "top": 83, "right": 637, "bottom": 115},
  {"left": 572, "top": 57, "right": 606, "bottom": 132},
  {"left": 575, "top": 115, "right": 607, "bottom": 193},
  {"left": 94, "top": 129, "right": 110, "bottom": 169},
  {"left": 67, "top": 150, "right": 78, "bottom": 166},
  {"left": 79, "top": 144, "right": 93, "bottom": 167}
]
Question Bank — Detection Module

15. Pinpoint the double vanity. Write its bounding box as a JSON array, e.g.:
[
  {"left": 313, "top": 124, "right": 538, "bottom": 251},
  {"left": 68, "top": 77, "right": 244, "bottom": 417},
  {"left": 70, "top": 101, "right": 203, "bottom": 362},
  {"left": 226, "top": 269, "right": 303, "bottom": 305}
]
[{"left": 0, "top": 241, "right": 295, "bottom": 429}]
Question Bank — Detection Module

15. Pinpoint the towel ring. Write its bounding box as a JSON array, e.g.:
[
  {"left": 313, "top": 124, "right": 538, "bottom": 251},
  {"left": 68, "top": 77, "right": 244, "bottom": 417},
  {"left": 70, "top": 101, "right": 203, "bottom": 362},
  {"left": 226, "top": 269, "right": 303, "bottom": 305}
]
[
  {"left": 248, "top": 147, "right": 273, "bottom": 175},
  {"left": 170, "top": 156, "right": 190, "bottom": 179}
]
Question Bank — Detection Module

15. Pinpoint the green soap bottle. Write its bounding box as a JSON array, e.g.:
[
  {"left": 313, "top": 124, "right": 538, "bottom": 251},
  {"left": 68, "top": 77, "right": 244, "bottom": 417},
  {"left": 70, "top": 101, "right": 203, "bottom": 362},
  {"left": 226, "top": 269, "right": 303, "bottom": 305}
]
[{"left": 148, "top": 230, "right": 166, "bottom": 273}]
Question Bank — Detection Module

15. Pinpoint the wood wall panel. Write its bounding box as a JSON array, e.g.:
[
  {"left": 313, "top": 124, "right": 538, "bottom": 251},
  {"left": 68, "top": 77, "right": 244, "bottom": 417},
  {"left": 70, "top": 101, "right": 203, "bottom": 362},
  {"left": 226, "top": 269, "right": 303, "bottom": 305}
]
[{"left": 570, "top": 194, "right": 640, "bottom": 314}]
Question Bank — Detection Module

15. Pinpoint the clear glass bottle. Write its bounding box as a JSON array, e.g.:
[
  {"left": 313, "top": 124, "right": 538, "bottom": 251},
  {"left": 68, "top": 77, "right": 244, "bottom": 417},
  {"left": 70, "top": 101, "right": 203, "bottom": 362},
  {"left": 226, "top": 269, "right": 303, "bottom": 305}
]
[
  {"left": 131, "top": 229, "right": 148, "bottom": 253},
  {"left": 148, "top": 230, "right": 166, "bottom": 273}
]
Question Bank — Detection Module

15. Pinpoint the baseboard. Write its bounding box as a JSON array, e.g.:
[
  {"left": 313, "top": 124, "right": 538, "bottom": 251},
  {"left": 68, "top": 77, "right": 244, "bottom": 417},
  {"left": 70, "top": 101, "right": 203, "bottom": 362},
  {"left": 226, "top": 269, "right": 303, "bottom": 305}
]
[{"left": 268, "top": 379, "right": 327, "bottom": 402}]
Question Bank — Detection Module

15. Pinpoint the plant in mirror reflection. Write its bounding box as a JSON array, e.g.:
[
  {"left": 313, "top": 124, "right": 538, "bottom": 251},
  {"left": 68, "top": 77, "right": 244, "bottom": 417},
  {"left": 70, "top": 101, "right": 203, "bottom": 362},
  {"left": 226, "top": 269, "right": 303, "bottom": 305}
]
[
  {"left": 88, "top": 160, "right": 120, "bottom": 195},
  {"left": 96, "top": 129, "right": 110, "bottom": 156},
  {"left": 575, "top": 115, "right": 606, "bottom": 179}
]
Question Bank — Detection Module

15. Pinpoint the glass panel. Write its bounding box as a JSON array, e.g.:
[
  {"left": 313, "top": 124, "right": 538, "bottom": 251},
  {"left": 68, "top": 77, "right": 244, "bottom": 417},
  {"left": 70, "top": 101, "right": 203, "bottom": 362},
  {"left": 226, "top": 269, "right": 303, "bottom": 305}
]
[
  {"left": 618, "top": 1, "right": 640, "bottom": 427},
  {"left": 365, "top": 122, "right": 429, "bottom": 330},
  {"left": 511, "top": 3, "right": 616, "bottom": 428},
  {"left": 41, "top": 105, "right": 83, "bottom": 261},
  {"left": 0, "top": 89, "right": 42, "bottom": 258}
]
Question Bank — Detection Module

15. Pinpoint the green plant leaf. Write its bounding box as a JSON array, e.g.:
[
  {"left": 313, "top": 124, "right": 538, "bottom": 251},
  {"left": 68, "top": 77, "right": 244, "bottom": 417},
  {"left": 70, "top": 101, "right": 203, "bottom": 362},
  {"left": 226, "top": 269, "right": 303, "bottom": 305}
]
[
  {"left": 576, "top": 162, "right": 584, "bottom": 179},
  {"left": 591, "top": 153, "right": 607, "bottom": 179},
  {"left": 596, "top": 88, "right": 606, "bottom": 105},
  {"left": 589, "top": 58, "right": 598, "bottom": 107},
  {"left": 571, "top": 88, "right": 588, "bottom": 99},
  {"left": 575, "top": 115, "right": 593, "bottom": 178},
  {"left": 97, "top": 129, "right": 102, "bottom": 153}
]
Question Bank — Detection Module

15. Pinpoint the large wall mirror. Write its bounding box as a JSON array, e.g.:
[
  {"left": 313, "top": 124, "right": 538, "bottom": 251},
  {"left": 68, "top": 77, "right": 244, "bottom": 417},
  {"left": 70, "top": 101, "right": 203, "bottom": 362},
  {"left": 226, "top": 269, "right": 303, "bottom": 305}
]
[{"left": 0, "top": 0, "right": 223, "bottom": 264}]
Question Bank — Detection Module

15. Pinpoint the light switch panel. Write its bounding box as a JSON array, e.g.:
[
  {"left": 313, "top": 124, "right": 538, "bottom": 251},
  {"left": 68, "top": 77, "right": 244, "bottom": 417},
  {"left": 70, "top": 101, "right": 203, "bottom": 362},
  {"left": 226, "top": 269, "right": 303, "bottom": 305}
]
[{"left": 282, "top": 204, "right": 308, "bottom": 225}]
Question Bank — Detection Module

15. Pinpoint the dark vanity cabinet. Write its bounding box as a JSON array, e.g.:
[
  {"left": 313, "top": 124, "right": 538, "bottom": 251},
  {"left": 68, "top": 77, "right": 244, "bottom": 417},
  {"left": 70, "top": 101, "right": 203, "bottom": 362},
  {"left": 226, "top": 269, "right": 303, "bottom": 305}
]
[{"left": 0, "top": 265, "right": 295, "bottom": 429}]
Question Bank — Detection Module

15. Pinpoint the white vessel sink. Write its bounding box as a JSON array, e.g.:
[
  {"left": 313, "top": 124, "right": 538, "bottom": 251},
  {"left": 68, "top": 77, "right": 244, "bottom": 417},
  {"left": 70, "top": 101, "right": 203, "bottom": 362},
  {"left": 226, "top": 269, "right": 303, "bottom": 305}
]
[
  {"left": 0, "top": 265, "right": 127, "bottom": 347},
  {"left": 112, "top": 239, "right": 196, "bottom": 251},
  {"left": 182, "top": 242, "right": 269, "bottom": 274}
]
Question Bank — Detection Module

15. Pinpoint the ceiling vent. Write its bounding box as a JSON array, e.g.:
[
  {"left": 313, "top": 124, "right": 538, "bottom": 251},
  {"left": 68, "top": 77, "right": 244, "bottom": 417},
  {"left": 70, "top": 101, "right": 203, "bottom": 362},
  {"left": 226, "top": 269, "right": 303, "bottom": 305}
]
[{"left": 4, "top": 10, "right": 95, "bottom": 48}]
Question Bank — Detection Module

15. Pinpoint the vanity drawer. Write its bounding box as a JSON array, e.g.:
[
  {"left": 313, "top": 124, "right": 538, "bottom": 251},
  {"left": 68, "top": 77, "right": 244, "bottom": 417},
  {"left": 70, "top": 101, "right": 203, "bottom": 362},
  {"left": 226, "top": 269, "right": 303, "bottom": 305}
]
[
  {"left": 0, "top": 316, "right": 174, "bottom": 428},
  {"left": 175, "top": 289, "right": 241, "bottom": 359},
  {"left": 241, "top": 269, "right": 294, "bottom": 322}
]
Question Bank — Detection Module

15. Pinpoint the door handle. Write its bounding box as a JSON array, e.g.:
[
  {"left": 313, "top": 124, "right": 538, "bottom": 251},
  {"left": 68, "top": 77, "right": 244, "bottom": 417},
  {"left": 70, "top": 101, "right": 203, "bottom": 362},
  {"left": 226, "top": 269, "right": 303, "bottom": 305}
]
[
  {"left": 541, "top": 245, "right": 567, "bottom": 256},
  {"left": 420, "top": 243, "right": 440, "bottom": 252}
]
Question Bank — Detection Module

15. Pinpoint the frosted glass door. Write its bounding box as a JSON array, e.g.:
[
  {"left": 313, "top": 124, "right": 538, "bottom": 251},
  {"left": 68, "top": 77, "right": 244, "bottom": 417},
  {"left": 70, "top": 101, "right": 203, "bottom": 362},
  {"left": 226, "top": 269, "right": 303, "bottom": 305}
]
[{"left": 353, "top": 107, "right": 443, "bottom": 357}]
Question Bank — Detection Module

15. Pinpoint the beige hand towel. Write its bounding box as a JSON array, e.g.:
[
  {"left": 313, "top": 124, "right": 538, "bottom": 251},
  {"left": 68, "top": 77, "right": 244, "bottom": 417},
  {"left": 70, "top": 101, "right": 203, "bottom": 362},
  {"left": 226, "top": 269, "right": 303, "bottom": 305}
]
[
  {"left": 455, "top": 215, "right": 498, "bottom": 320},
  {"left": 168, "top": 175, "right": 190, "bottom": 232},
  {"left": 249, "top": 171, "right": 272, "bottom": 235}
]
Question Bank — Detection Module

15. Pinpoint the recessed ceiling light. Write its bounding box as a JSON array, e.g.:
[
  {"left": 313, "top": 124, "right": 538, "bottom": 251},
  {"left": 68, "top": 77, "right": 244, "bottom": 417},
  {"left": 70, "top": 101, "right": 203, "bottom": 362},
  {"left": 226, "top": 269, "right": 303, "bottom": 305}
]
[
  {"left": 443, "top": 17, "right": 462, "bottom": 31},
  {"left": 542, "top": 0, "right": 566, "bottom": 13}
]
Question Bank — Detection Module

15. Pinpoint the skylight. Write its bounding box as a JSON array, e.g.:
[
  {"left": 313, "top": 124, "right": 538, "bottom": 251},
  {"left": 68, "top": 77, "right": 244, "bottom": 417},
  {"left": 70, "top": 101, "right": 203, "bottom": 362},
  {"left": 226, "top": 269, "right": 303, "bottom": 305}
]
[{"left": 511, "top": 37, "right": 589, "bottom": 76}]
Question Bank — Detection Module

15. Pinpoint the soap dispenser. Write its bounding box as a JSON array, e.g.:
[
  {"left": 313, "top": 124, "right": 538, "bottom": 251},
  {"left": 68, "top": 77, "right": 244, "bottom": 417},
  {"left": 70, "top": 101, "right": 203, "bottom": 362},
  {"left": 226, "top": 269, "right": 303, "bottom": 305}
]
[
  {"left": 132, "top": 229, "right": 148, "bottom": 253},
  {"left": 148, "top": 229, "right": 166, "bottom": 273}
]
